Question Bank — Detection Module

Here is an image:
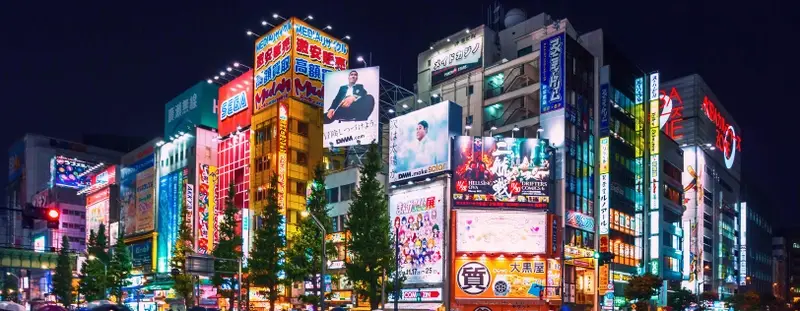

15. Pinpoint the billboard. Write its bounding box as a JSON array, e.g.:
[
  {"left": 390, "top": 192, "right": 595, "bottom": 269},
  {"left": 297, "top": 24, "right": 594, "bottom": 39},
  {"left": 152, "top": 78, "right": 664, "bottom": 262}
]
[
  {"left": 121, "top": 156, "right": 155, "bottom": 237},
  {"left": 157, "top": 168, "right": 186, "bottom": 273},
  {"left": 86, "top": 187, "right": 110, "bottom": 241},
  {"left": 164, "top": 81, "right": 219, "bottom": 138},
  {"left": 218, "top": 69, "right": 254, "bottom": 137},
  {"left": 197, "top": 164, "right": 217, "bottom": 255},
  {"left": 453, "top": 257, "right": 559, "bottom": 299},
  {"left": 322, "top": 66, "right": 380, "bottom": 148},
  {"left": 51, "top": 155, "right": 95, "bottom": 189},
  {"left": 91, "top": 165, "right": 117, "bottom": 187},
  {"left": 430, "top": 35, "right": 482, "bottom": 85},
  {"left": 452, "top": 136, "right": 551, "bottom": 208},
  {"left": 34, "top": 235, "right": 46, "bottom": 253},
  {"left": 455, "top": 210, "right": 547, "bottom": 254},
  {"left": 389, "top": 101, "right": 462, "bottom": 183},
  {"left": 8, "top": 139, "right": 24, "bottom": 181},
  {"left": 254, "top": 18, "right": 349, "bottom": 111},
  {"left": 539, "top": 32, "right": 566, "bottom": 114},
  {"left": 129, "top": 239, "right": 153, "bottom": 270},
  {"left": 389, "top": 181, "right": 445, "bottom": 284}
]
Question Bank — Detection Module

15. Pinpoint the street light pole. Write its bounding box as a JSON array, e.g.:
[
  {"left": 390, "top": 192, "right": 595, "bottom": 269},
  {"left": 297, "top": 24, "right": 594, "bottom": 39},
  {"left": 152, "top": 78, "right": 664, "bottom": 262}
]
[
  {"left": 302, "top": 211, "right": 326, "bottom": 311},
  {"left": 5, "top": 272, "right": 20, "bottom": 302},
  {"left": 88, "top": 255, "right": 108, "bottom": 297}
]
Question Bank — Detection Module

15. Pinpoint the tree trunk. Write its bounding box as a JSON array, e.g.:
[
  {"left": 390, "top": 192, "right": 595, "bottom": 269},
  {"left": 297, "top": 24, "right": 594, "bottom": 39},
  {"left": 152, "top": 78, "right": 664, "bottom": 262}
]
[{"left": 369, "top": 282, "right": 379, "bottom": 311}]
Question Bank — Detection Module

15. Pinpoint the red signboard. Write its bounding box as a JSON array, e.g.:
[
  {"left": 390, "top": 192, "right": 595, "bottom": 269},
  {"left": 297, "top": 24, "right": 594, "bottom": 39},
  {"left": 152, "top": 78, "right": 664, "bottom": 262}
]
[
  {"left": 218, "top": 70, "right": 254, "bottom": 137},
  {"left": 91, "top": 165, "right": 117, "bottom": 187},
  {"left": 702, "top": 96, "right": 741, "bottom": 168}
]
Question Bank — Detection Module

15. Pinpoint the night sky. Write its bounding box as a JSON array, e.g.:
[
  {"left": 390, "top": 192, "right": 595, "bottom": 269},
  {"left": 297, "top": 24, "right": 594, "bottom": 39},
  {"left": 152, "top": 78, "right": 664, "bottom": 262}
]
[{"left": 2, "top": 0, "right": 796, "bottom": 226}]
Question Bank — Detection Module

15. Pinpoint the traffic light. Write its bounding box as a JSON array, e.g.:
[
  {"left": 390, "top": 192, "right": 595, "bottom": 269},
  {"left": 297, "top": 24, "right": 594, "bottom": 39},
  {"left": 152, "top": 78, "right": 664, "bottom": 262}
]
[
  {"left": 595, "top": 251, "right": 615, "bottom": 266},
  {"left": 42, "top": 207, "right": 60, "bottom": 229}
]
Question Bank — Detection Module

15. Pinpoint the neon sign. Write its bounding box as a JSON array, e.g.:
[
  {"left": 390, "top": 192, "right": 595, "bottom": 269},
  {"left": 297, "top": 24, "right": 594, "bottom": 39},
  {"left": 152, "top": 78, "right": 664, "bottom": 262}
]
[
  {"left": 277, "top": 102, "right": 289, "bottom": 213},
  {"left": 659, "top": 87, "right": 685, "bottom": 141},
  {"left": 702, "top": 96, "right": 741, "bottom": 169}
]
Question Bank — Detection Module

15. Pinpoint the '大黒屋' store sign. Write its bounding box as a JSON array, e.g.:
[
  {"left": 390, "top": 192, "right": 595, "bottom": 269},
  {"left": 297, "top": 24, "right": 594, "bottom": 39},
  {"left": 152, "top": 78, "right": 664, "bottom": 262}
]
[
  {"left": 453, "top": 257, "right": 560, "bottom": 300},
  {"left": 702, "top": 96, "right": 741, "bottom": 169}
]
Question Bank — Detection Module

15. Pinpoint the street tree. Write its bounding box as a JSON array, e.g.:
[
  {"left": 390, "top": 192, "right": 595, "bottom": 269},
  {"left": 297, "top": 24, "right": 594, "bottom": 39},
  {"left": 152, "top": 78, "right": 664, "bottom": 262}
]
[
  {"left": 109, "top": 226, "right": 132, "bottom": 303},
  {"left": 172, "top": 191, "right": 197, "bottom": 306},
  {"left": 79, "top": 227, "right": 109, "bottom": 302},
  {"left": 249, "top": 174, "right": 288, "bottom": 311},
  {"left": 667, "top": 285, "right": 696, "bottom": 311},
  {"left": 212, "top": 182, "right": 244, "bottom": 311},
  {"left": 726, "top": 290, "right": 761, "bottom": 311},
  {"left": 623, "top": 274, "right": 662, "bottom": 311},
  {"left": 345, "top": 143, "right": 394, "bottom": 310},
  {"left": 285, "top": 163, "right": 335, "bottom": 310},
  {"left": 53, "top": 235, "right": 74, "bottom": 305}
]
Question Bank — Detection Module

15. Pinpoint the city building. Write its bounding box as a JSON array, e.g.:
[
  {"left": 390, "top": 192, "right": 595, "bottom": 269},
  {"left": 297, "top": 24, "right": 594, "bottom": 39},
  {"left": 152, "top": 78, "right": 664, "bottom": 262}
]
[
  {"left": 779, "top": 230, "right": 800, "bottom": 308},
  {"left": 660, "top": 74, "right": 744, "bottom": 299},
  {"left": 738, "top": 186, "right": 774, "bottom": 295},
  {"left": 772, "top": 234, "right": 788, "bottom": 302}
]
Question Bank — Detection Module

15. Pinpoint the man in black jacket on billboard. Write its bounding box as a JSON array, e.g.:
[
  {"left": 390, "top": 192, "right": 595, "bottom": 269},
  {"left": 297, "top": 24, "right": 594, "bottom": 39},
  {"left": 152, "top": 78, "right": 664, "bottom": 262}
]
[{"left": 324, "top": 70, "right": 375, "bottom": 124}]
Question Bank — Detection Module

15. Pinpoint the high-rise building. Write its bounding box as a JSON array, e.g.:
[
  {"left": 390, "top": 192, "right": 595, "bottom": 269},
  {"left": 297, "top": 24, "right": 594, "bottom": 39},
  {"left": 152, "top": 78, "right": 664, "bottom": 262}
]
[
  {"left": 738, "top": 186, "right": 775, "bottom": 295},
  {"left": 660, "top": 74, "right": 744, "bottom": 299}
]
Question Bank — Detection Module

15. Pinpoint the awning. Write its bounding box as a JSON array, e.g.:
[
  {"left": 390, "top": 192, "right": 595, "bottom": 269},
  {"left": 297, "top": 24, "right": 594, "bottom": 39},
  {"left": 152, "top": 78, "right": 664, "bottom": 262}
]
[{"left": 393, "top": 303, "right": 444, "bottom": 311}]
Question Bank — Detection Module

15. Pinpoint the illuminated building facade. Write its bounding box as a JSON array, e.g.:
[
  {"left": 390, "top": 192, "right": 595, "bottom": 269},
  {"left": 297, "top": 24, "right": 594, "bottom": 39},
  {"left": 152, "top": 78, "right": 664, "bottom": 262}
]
[
  {"left": 660, "top": 74, "right": 743, "bottom": 298},
  {"left": 738, "top": 186, "right": 774, "bottom": 295}
]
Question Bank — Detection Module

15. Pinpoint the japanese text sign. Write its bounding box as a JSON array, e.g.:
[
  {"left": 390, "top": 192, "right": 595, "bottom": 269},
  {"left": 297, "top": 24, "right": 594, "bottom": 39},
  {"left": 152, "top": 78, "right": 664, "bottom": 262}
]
[
  {"left": 539, "top": 32, "right": 566, "bottom": 114},
  {"left": 454, "top": 257, "right": 556, "bottom": 300},
  {"left": 390, "top": 181, "right": 445, "bottom": 284}
]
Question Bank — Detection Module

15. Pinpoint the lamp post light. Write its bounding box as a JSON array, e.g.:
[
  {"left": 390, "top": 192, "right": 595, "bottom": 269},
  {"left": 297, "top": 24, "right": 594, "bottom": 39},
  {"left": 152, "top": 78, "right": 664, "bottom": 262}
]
[{"left": 301, "top": 210, "right": 327, "bottom": 311}]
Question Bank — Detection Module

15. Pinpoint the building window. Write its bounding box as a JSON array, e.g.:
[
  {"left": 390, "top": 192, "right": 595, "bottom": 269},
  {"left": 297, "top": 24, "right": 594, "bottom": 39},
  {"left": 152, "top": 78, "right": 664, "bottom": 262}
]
[
  {"left": 297, "top": 121, "right": 309, "bottom": 137},
  {"left": 326, "top": 187, "right": 340, "bottom": 203},
  {"left": 517, "top": 46, "right": 533, "bottom": 57},
  {"left": 296, "top": 181, "right": 307, "bottom": 196},
  {"left": 793, "top": 243, "right": 800, "bottom": 249},
  {"left": 256, "top": 156, "right": 270, "bottom": 172},
  {"left": 340, "top": 183, "right": 356, "bottom": 201}
]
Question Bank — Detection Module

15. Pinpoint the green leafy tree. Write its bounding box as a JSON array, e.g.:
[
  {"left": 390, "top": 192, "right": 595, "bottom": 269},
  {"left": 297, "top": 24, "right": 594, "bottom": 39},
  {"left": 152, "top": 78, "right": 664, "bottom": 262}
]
[
  {"left": 53, "top": 235, "right": 74, "bottom": 305},
  {"left": 667, "top": 285, "right": 696, "bottom": 311},
  {"left": 212, "top": 182, "right": 244, "bottom": 311},
  {"left": 285, "top": 163, "right": 335, "bottom": 310},
  {"left": 109, "top": 226, "right": 132, "bottom": 303},
  {"left": 79, "top": 226, "right": 110, "bottom": 302},
  {"left": 172, "top": 192, "right": 197, "bottom": 306},
  {"left": 250, "top": 174, "right": 288, "bottom": 311},
  {"left": 726, "top": 290, "right": 761, "bottom": 311},
  {"left": 1, "top": 272, "right": 20, "bottom": 302},
  {"left": 345, "top": 144, "right": 394, "bottom": 310},
  {"left": 624, "top": 274, "right": 662, "bottom": 311}
]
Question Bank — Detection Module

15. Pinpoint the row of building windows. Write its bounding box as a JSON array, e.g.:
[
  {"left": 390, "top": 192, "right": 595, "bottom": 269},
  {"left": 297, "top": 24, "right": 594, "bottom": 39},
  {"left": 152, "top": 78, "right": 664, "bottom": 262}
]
[
  {"left": 254, "top": 118, "right": 311, "bottom": 144},
  {"left": 326, "top": 183, "right": 356, "bottom": 203}
]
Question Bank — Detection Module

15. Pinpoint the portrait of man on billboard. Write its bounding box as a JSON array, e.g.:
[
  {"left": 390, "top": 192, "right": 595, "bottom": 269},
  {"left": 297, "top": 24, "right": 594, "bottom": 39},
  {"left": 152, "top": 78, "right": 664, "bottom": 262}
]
[
  {"left": 411, "top": 120, "right": 438, "bottom": 165},
  {"left": 324, "top": 70, "right": 375, "bottom": 124}
]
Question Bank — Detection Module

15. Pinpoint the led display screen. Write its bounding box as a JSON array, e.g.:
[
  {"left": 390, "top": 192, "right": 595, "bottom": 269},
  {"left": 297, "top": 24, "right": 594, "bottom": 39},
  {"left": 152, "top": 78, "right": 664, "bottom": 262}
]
[
  {"left": 455, "top": 210, "right": 547, "bottom": 254},
  {"left": 51, "top": 155, "right": 95, "bottom": 189}
]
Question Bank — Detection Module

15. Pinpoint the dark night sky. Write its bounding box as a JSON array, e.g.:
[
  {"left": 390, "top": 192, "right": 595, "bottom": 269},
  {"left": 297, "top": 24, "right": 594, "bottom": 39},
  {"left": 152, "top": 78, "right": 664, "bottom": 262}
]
[{"left": 2, "top": 0, "right": 797, "bottom": 225}]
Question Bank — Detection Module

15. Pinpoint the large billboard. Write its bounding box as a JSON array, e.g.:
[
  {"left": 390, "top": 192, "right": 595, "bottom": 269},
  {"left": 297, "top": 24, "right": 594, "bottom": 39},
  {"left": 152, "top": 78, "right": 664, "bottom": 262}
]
[
  {"left": 128, "top": 239, "right": 153, "bottom": 271},
  {"left": 389, "top": 101, "right": 462, "bottom": 183},
  {"left": 389, "top": 181, "right": 445, "bottom": 284},
  {"left": 156, "top": 168, "right": 186, "bottom": 273},
  {"left": 218, "top": 70, "right": 254, "bottom": 137},
  {"left": 91, "top": 165, "right": 117, "bottom": 188},
  {"left": 539, "top": 32, "right": 566, "bottom": 114},
  {"left": 453, "top": 257, "right": 560, "bottom": 299},
  {"left": 451, "top": 136, "right": 551, "bottom": 208},
  {"left": 254, "top": 18, "right": 349, "bottom": 112},
  {"left": 430, "top": 35, "right": 482, "bottom": 85},
  {"left": 323, "top": 66, "right": 380, "bottom": 148},
  {"left": 8, "top": 139, "right": 24, "bottom": 182},
  {"left": 164, "top": 82, "right": 219, "bottom": 138},
  {"left": 121, "top": 156, "right": 155, "bottom": 237},
  {"left": 50, "top": 155, "right": 95, "bottom": 189},
  {"left": 455, "top": 210, "right": 547, "bottom": 254},
  {"left": 86, "top": 187, "right": 110, "bottom": 241}
]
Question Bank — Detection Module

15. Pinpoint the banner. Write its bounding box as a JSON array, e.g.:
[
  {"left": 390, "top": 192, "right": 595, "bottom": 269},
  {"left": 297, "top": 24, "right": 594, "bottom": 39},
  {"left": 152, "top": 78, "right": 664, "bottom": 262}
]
[
  {"left": 539, "top": 33, "right": 566, "bottom": 114},
  {"left": 389, "top": 181, "right": 445, "bottom": 284},
  {"left": 197, "top": 164, "right": 217, "bottom": 254},
  {"left": 431, "top": 35, "right": 482, "bottom": 85},
  {"left": 86, "top": 188, "right": 110, "bottom": 241},
  {"left": 135, "top": 166, "right": 155, "bottom": 234},
  {"left": 452, "top": 136, "right": 550, "bottom": 208},
  {"left": 322, "top": 66, "right": 380, "bottom": 148}
]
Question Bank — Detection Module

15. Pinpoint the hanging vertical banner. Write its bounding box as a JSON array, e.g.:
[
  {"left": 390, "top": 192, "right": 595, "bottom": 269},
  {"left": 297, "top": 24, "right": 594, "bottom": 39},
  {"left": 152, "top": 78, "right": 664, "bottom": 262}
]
[
  {"left": 648, "top": 72, "right": 661, "bottom": 265},
  {"left": 539, "top": 33, "right": 566, "bottom": 114},
  {"left": 599, "top": 137, "right": 610, "bottom": 235},
  {"left": 277, "top": 101, "right": 289, "bottom": 213}
]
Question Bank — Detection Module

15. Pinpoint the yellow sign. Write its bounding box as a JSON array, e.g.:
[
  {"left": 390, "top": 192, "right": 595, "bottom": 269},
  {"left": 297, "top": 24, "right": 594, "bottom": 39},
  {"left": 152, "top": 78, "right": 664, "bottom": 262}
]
[
  {"left": 277, "top": 102, "right": 289, "bottom": 213},
  {"left": 648, "top": 99, "right": 659, "bottom": 155},
  {"left": 453, "top": 257, "right": 554, "bottom": 299},
  {"left": 599, "top": 137, "right": 610, "bottom": 174}
]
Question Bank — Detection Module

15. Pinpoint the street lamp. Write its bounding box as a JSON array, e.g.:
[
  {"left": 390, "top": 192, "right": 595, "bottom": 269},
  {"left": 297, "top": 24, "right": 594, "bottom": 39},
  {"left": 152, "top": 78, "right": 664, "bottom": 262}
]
[
  {"left": 88, "top": 255, "right": 108, "bottom": 296},
  {"left": 301, "top": 210, "right": 327, "bottom": 311}
]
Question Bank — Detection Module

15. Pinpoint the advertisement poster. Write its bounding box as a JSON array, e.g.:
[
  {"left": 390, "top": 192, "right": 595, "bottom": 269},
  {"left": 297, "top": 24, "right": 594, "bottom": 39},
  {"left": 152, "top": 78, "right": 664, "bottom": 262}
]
[
  {"left": 156, "top": 169, "right": 183, "bottom": 273},
  {"left": 8, "top": 139, "right": 24, "bottom": 182},
  {"left": 128, "top": 239, "right": 153, "bottom": 270},
  {"left": 322, "top": 66, "right": 380, "bottom": 148},
  {"left": 454, "top": 257, "right": 551, "bottom": 299},
  {"left": 254, "top": 20, "right": 293, "bottom": 111},
  {"left": 197, "top": 164, "right": 217, "bottom": 255},
  {"left": 452, "top": 136, "right": 551, "bottom": 208},
  {"left": 120, "top": 156, "right": 154, "bottom": 237},
  {"left": 86, "top": 188, "right": 110, "bottom": 242},
  {"left": 135, "top": 167, "right": 155, "bottom": 233},
  {"left": 51, "top": 155, "right": 94, "bottom": 189},
  {"left": 455, "top": 210, "right": 547, "bottom": 254},
  {"left": 389, "top": 101, "right": 462, "bottom": 183},
  {"left": 430, "top": 35, "right": 482, "bottom": 85},
  {"left": 218, "top": 70, "right": 254, "bottom": 137},
  {"left": 539, "top": 32, "right": 566, "bottom": 114},
  {"left": 389, "top": 182, "right": 445, "bottom": 284},
  {"left": 91, "top": 165, "right": 117, "bottom": 187}
]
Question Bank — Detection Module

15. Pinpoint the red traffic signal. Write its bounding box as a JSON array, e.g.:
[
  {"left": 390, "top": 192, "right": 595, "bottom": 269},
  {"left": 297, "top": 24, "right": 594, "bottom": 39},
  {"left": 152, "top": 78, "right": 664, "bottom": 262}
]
[
  {"left": 47, "top": 208, "right": 60, "bottom": 219},
  {"left": 43, "top": 208, "right": 60, "bottom": 229}
]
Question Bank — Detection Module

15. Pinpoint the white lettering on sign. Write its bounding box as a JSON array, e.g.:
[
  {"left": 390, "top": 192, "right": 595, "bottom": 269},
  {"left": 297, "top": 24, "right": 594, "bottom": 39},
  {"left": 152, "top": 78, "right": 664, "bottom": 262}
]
[
  {"left": 168, "top": 93, "right": 199, "bottom": 123},
  {"left": 599, "top": 173, "right": 610, "bottom": 235},
  {"left": 220, "top": 91, "right": 248, "bottom": 120},
  {"left": 649, "top": 72, "right": 659, "bottom": 101},
  {"left": 548, "top": 35, "right": 563, "bottom": 103}
]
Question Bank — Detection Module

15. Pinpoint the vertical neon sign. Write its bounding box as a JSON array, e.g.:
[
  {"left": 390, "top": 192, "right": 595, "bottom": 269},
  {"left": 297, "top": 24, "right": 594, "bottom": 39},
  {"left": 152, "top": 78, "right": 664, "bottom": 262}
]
[
  {"left": 634, "top": 77, "right": 645, "bottom": 273},
  {"left": 739, "top": 202, "right": 747, "bottom": 285},
  {"left": 278, "top": 102, "right": 289, "bottom": 214},
  {"left": 648, "top": 72, "right": 660, "bottom": 275}
]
